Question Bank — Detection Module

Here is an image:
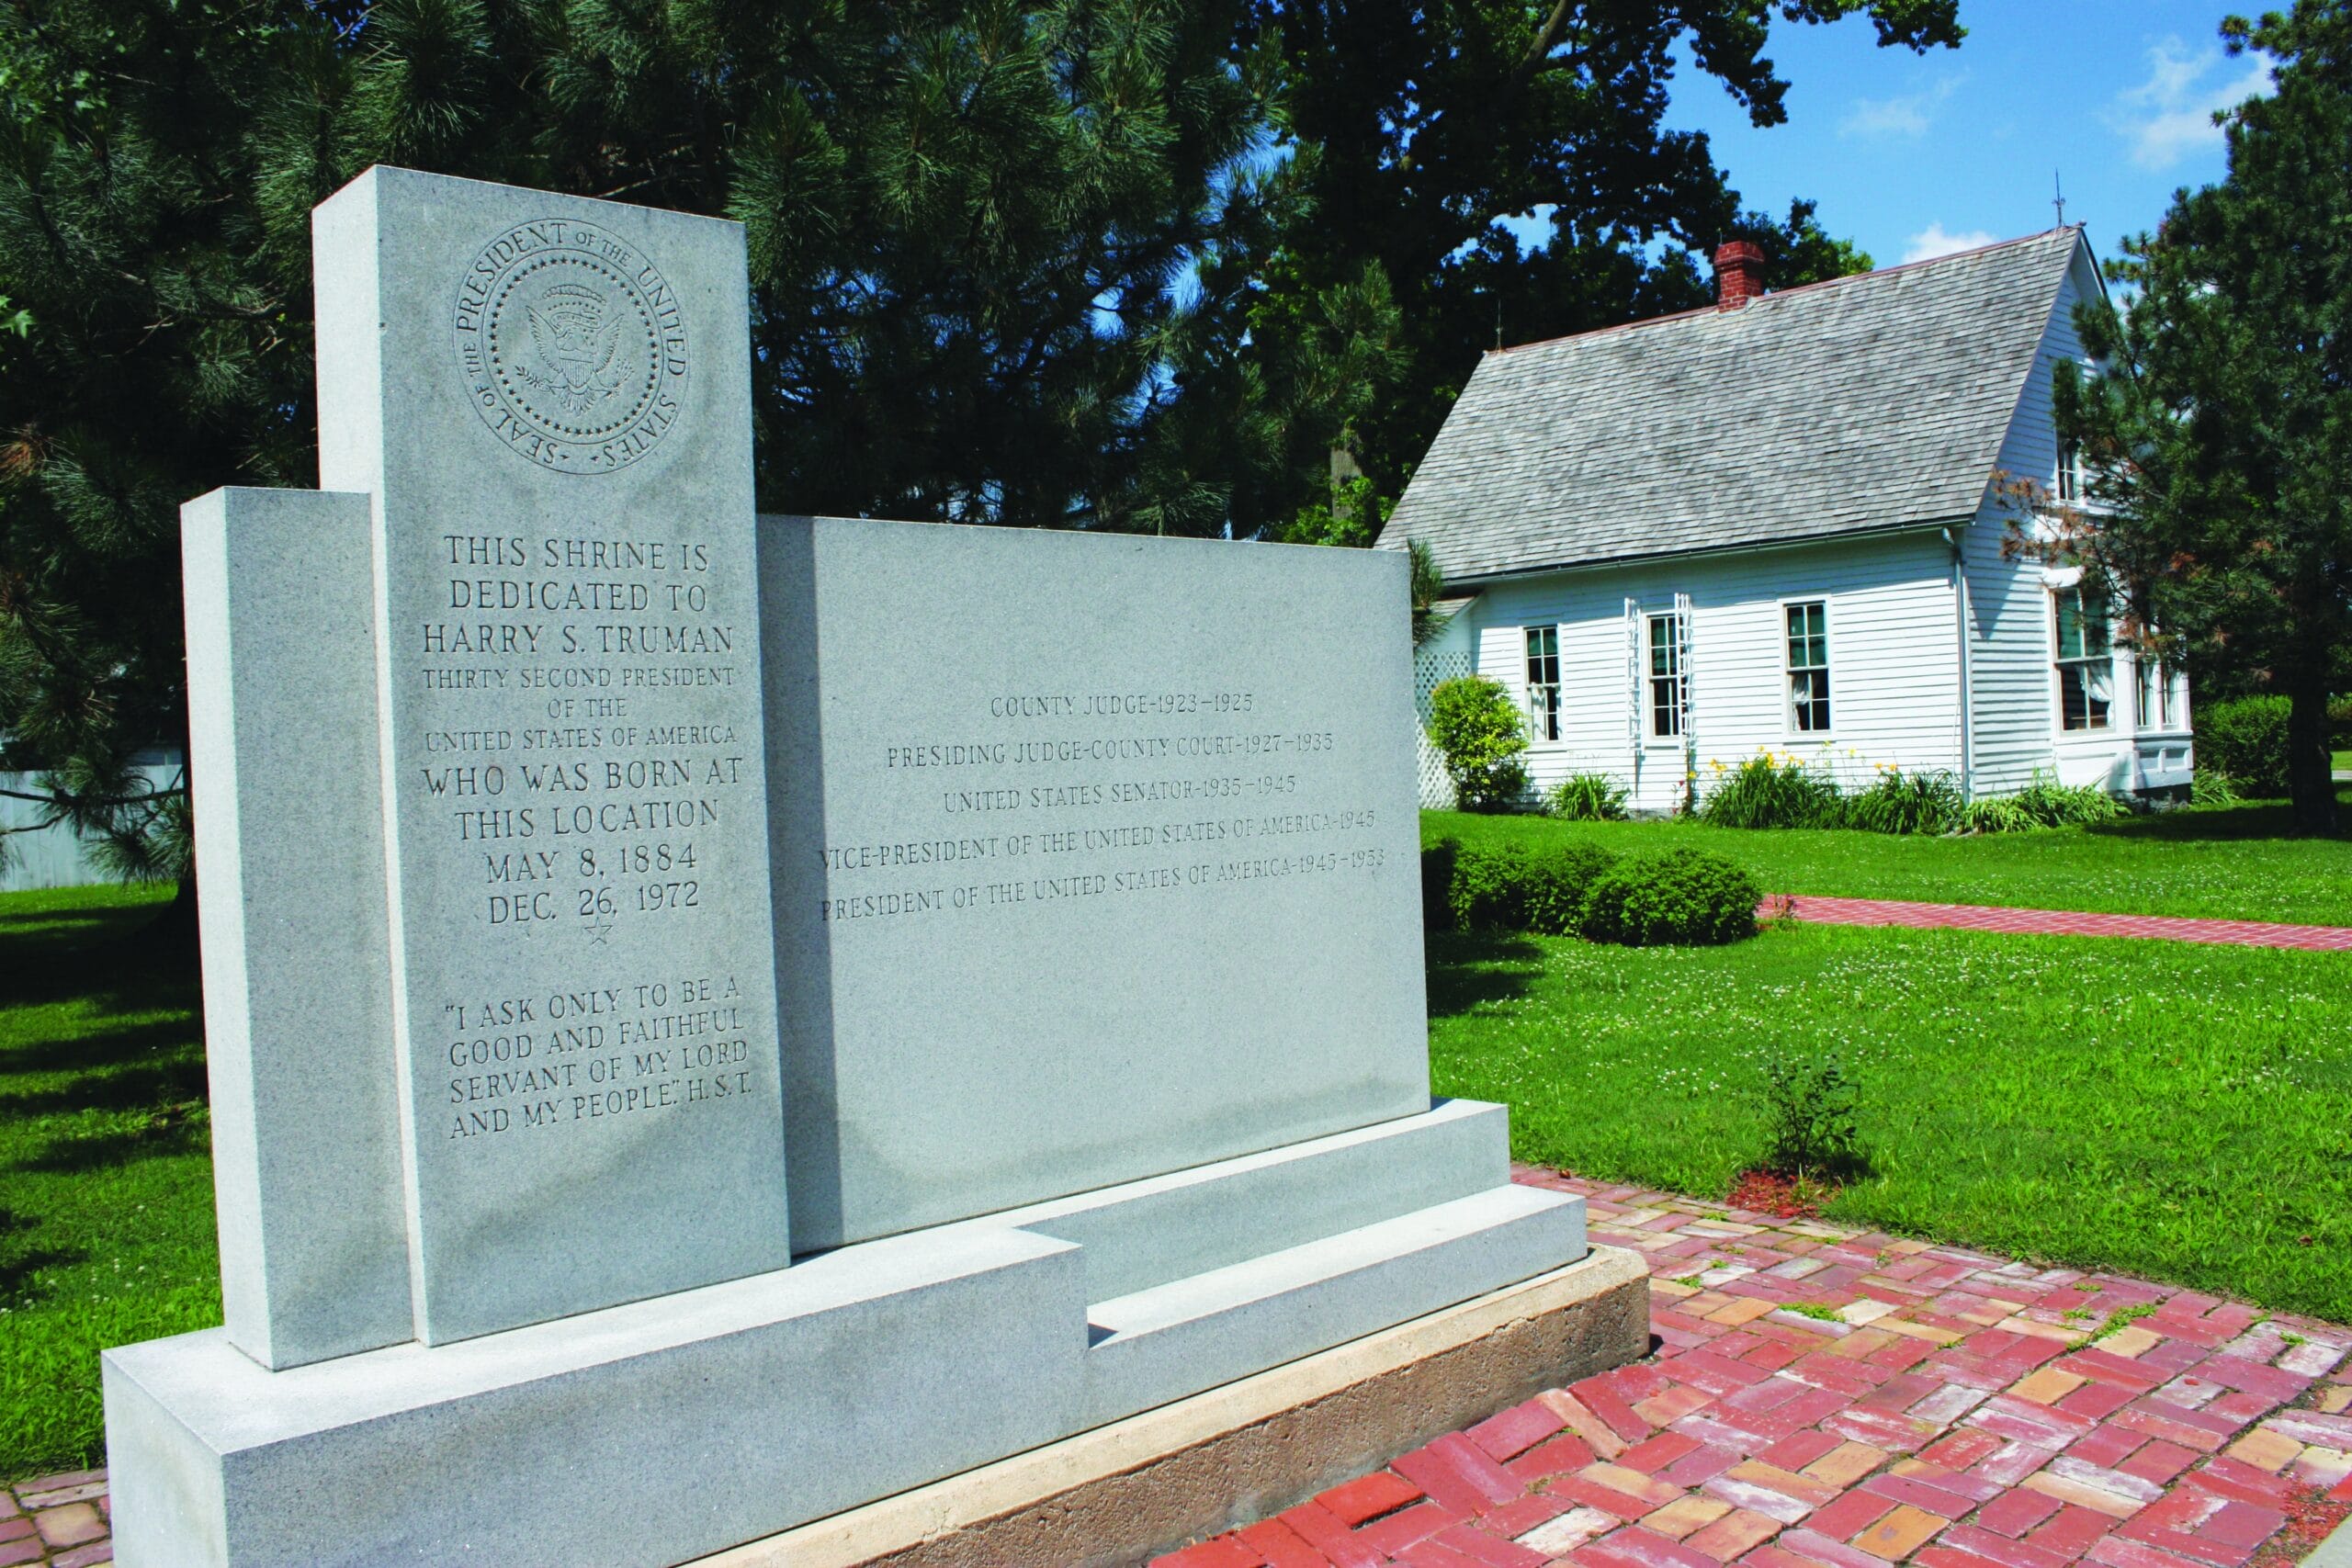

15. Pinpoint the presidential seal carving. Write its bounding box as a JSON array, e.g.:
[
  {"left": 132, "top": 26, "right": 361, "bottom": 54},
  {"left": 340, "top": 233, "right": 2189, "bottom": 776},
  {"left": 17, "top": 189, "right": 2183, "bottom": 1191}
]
[{"left": 453, "top": 217, "right": 688, "bottom": 473}]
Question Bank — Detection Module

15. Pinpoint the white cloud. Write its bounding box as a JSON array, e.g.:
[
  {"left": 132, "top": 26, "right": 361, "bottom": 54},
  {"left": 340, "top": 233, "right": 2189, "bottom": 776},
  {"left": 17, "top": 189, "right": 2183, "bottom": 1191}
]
[
  {"left": 2109, "top": 38, "right": 2273, "bottom": 170},
  {"left": 1902, "top": 224, "right": 2001, "bottom": 265},
  {"left": 1839, "top": 75, "right": 1963, "bottom": 140}
]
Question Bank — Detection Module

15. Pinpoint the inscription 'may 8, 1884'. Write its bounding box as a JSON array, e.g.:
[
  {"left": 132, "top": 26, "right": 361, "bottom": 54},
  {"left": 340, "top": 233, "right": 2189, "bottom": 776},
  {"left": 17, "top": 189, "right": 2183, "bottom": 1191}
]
[{"left": 454, "top": 218, "right": 689, "bottom": 474}]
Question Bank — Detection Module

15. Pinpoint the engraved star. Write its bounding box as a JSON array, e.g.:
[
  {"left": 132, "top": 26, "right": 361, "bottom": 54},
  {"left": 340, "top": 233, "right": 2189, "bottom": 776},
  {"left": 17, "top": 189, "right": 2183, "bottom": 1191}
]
[{"left": 586, "top": 921, "right": 615, "bottom": 948}]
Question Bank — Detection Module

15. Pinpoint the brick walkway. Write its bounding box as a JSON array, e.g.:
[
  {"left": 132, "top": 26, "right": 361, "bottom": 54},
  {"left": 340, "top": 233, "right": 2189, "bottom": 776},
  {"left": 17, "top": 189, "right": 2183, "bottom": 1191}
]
[
  {"left": 1, "top": 1469, "right": 106, "bottom": 1566},
  {"left": 11, "top": 1178, "right": 2350, "bottom": 1568},
  {"left": 1766, "top": 896, "right": 2352, "bottom": 953},
  {"left": 1154, "top": 1170, "right": 2352, "bottom": 1568}
]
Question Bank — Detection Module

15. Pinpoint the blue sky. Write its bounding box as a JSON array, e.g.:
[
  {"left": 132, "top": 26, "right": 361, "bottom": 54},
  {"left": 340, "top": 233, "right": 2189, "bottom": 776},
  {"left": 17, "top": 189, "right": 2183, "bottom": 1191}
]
[{"left": 1651, "top": 0, "right": 2271, "bottom": 271}]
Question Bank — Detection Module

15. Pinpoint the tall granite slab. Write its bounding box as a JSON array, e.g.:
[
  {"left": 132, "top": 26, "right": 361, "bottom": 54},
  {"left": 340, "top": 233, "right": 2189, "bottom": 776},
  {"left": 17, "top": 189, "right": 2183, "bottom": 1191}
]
[
  {"left": 312, "top": 168, "right": 786, "bottom": 1342},
  {"left": 181, "top": 487, "right": 411, "bottom": 1369},
  {"left": 760, "top": 516, "right": 1429, "bottom": 1249}
]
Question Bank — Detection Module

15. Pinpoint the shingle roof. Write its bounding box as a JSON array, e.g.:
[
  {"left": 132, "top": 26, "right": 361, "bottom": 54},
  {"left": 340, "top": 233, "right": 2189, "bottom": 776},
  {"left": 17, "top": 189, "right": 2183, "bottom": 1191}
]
[{"left": 1375, "top": 228, "right": 2086, "bottom": 582}]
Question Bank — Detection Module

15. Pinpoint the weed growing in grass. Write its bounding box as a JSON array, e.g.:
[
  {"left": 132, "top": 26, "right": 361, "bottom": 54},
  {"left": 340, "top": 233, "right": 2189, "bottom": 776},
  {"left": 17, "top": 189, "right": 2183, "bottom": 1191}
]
[{"left": 1757, "top": 1053, "right": 1866, "bottom": 1180}]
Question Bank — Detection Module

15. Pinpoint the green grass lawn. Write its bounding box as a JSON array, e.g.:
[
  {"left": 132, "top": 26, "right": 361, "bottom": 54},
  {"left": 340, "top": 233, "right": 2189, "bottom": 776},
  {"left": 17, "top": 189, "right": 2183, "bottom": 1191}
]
[
  {"left": 0, "top": 884, "right": 217, "bottom": 1480},
  {"left": 1425, "top": 786, "right": 2352, "bottom": 925},
  {"left": 1430, "top": 919, "right": 2352, "bottom": 1324}
]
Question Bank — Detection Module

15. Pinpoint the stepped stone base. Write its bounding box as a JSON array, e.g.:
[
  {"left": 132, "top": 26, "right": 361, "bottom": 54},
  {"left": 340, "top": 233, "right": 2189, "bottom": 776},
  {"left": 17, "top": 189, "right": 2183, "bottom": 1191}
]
[
  {"left": 695, "top": 1247, "right": 1649, "bottom": 1568},
  {"left": 105, "top": 1106, "right": 1628, "bottom": 1567}
]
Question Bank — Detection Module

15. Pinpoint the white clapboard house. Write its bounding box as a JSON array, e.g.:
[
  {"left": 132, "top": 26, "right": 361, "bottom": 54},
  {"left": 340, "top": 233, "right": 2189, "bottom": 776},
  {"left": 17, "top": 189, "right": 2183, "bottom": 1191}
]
[{"left": 1377, "top": 227, "right": 2192, "bottom": 814}]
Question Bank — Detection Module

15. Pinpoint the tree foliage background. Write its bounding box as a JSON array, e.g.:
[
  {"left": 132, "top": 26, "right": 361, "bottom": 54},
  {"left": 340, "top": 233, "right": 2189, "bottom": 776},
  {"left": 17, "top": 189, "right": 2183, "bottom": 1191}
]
[
  {"left": 2053, "top": 0, "right": 2350, "bottom": 832},
  {"left": 0, "top": 0, "right": 1956, "bottom": 883}
]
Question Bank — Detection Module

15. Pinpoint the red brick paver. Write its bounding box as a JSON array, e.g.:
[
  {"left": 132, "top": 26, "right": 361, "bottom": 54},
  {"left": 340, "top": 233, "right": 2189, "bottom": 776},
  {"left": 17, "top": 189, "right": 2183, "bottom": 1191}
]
[
  {"left": 1763, "top": 896, "right": 2352, "bottom": 953},
  {"left": 1154, "top": 1171, "right": 2352, "bottom": 1568},
  {"left": 13, "top": 1177, "right": 2349, "bottom": 1568}
]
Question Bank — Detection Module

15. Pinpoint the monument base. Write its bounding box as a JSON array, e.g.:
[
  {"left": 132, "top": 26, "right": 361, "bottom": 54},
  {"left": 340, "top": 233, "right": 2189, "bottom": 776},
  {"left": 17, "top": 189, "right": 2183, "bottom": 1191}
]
[
  {"left": 104, "top": 1102, "right": 1620, "bottom": 1568},
  {"left": 695, "top": 1247, "right": 1649, "bottom": 1568}
]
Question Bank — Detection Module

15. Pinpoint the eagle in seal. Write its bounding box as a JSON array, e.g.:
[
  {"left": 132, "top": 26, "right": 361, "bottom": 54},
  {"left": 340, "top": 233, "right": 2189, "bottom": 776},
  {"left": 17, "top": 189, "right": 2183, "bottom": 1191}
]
[{"left": 519, "top": 282, "right": 630, "bottom": 415}]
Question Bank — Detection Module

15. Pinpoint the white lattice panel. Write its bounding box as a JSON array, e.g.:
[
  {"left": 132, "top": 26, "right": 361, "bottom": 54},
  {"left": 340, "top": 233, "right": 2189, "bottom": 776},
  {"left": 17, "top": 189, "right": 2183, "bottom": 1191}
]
[{"left": 1414, "top": 646, "right": 1473, "bottom": 809}]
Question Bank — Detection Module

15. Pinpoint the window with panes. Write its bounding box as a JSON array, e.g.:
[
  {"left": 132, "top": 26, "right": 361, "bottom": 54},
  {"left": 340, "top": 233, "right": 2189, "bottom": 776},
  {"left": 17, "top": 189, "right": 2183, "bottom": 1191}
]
[
  {"left": 2054, "top": 585, "right": 2112, "bottom": 730},
  {"left": 2136, "top": 656, "right": 2177, "bottom": 730},
  {"left": 1645, "top": 614, "right": 1687, "bottom": 739},
  {"left": 1524, "top": 626, "right": 1561, "bottom": 741},
  {"left": 1785, "top": 602, "right": 1830, "bottom": 733}
]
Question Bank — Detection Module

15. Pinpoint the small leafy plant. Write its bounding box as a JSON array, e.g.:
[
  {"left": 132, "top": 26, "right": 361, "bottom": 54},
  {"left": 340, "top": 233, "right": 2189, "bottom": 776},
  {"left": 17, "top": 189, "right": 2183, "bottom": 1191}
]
[
  {"left": 1544, "top": 772, "right": 1629, "bottom": 821},
  {"left": 1782, "top": 1303, "right": 1843, "bottom": 1322},
  {"left": 1427, "top": 676, "right": 1530, "bottom": 811},
  {"left": 1756, "top": 1052, "right": 1866, "bottom": 1180}
]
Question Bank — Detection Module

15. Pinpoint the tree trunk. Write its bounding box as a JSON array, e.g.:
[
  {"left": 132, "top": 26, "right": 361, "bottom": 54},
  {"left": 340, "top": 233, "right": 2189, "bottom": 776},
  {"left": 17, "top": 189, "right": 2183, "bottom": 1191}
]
[
  {"left": 136, "top": 869, "right": 202, "bottom": 967},
  {"left": 2286, "top": 674, "right": 2339, "bottom": 834}
]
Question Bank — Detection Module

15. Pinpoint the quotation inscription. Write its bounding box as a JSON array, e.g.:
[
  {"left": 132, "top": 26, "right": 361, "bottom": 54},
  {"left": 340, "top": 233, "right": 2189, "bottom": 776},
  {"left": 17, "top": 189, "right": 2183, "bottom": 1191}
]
[
  {"left": 819, "top": 690, "right": 1385, "bottom": 924},
  {"left": 440, "top": 975, "right": 753, "bottom": 1142}
]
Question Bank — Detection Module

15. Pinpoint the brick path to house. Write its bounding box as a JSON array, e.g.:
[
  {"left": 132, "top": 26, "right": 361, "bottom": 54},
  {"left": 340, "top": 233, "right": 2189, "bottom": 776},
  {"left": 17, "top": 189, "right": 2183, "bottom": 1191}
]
[
  {"left": 1152, "top": 1170, "right": 2352, "bottom": 1568},
  {"left": 10, "top": 1174, "right": 2351, "bottom": 1568},
  {"left": 1761, "top": 895, "right": 2352, "bottom": 953}
]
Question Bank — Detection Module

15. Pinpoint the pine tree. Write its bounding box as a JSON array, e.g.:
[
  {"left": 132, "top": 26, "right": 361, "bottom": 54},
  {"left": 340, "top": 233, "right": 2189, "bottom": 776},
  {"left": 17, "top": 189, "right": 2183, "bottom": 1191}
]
[{"left": 2053, "top": 0, "right": 2352, "bottom": 833}]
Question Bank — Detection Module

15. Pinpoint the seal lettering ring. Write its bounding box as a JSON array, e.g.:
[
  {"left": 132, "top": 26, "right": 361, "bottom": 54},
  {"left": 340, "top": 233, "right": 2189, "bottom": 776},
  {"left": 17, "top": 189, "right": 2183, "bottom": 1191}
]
[{"left": 453, "top": 217, "right": 688, "bottom": 473}]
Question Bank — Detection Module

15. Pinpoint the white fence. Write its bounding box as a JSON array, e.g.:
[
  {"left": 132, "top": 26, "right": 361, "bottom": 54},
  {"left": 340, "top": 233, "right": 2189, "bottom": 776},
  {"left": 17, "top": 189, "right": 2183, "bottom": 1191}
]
[{"left": 0, "top": 753, "right": 184, "bottom": 894}]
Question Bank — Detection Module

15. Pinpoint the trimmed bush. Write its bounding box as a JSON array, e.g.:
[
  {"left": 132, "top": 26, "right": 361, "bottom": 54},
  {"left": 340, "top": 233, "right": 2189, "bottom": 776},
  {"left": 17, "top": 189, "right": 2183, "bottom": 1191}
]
[
  {"left": 1426, "top": 676, "right": 1529, "bottom": 811},
  {"left": 1700, "top": 753, "right": 1841, "bottom": 829},
  {"left": 1425, "top": 837, "right": 1617, "bottom": 935},
  {"left": 1843, "top": 768, "right": 1962, "bottom": 835},
  {"left": 1544, "top": 772, "right": 1629, "bottom": 821},
  {"left": 2197, "top": 695, "right": 2291, "bottom": 796},
  {"left": 2331, "top": 694, "right": 2352, "bottom": 750},
  {"left": 1579, "top": 848, "right": 1759, "bottom": 947}
]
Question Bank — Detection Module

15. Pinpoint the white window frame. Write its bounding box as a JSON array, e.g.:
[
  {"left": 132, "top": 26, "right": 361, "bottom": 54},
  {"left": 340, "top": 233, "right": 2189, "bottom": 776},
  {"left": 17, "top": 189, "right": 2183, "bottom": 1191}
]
[
  {"left": 2052, "top": 583, "right": 2114, "bottom": 733},
  {"left": 1644, "top": 610, "right": 1688, "bottom": 745},
  {"left": 2056, "top": 437, "right": 2086, "bottom": 504},
  {"left": 1524, "top": 625, "right": 1562, "bottom": 743},
  {"left": 1781, "top": 597, "right": 1833, "bottom": 738},
  {"left": 2134, "top": 654, "right": 2190, "bottom": 734}
]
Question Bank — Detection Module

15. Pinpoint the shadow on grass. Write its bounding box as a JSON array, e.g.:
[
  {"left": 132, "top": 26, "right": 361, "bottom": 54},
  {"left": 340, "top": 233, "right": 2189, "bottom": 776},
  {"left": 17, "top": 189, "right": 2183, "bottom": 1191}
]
[
  {"left": 0, "top": 1205, "right": 85, "bottom": 1306},
  {"left": 1426, "top": 931, "right": 1544, "bottom": 1019},
  {"left": 17, "top": 1111, "right": 208, "bottom": 1176},
  {"left": 2086, "top": 786, "right": 2352, "bottom": 845},
  {"left": 6, "top": 1055, "right": 208, "bottom": 1122},
  {"left": 0, "top": 1017, "right": 203, "bottom": 1078}
]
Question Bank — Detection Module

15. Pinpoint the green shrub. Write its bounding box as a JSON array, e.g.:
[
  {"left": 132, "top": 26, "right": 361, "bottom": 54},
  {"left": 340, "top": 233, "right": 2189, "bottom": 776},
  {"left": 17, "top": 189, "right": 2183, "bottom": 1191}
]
[
  {"left": 2190, "top": 770, "right": 2243, "bottom": 807},
  {"left": 1843, "top": 768, "right": 1963, "bottom": 835},
  {"left": 1427, "top": 677, "right": 1530, "bottom": 811},
  {"left": 1700, "top": 753, "right": 1842, "bottom": 829},
  {"left": 1427, "top": 838, "right": 1617, "bottom": 935},
  {"left": 1544, "top": 773, "right": 1629, "bottom": 821},
  {"left": 1579, "top": 848, "right": 1759, "bottom": 947},
  {"left": 2197, "top": 695, "right": 2291, "bottom": 796},
  {"left": 2009, "top": 772, "right": 2129, "bottom": 827},
  {"left": 1757, "top": 1053, "right": 1867, "bottom": 1179},
  {"left": 2330, "top": 694, "right": 2352, "bottom": 750},
  {"left": 1958, "top": 796, "right": 2039, "bottom": 834}
]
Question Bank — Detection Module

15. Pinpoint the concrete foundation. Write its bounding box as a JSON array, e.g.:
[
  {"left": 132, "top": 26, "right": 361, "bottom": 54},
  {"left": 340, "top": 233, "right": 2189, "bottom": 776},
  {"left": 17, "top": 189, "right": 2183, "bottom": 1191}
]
[{"left": 695, "top": 1247, "right": 1650, "bottom": 1568}]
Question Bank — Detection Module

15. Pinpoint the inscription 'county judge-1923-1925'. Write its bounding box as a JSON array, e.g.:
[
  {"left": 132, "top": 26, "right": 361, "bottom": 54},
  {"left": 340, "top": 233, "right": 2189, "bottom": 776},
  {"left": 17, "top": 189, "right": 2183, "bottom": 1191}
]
[{"left": 454, "top": 218, "right": 689, "bottom": 474}]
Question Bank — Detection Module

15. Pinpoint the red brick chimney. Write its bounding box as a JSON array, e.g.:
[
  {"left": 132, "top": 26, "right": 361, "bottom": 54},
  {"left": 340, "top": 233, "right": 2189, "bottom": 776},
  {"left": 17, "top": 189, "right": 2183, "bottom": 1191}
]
[{"left": 1714, "top": 241, "right": 1765, "bottom": 310}]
